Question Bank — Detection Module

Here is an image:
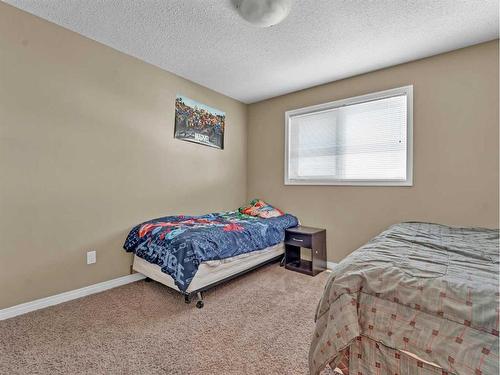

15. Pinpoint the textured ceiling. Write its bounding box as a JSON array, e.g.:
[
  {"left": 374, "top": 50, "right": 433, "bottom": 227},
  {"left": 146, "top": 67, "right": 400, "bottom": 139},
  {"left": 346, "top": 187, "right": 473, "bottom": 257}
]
[{"left": 3, "top": 0, "right": 499, "bottom": 103}]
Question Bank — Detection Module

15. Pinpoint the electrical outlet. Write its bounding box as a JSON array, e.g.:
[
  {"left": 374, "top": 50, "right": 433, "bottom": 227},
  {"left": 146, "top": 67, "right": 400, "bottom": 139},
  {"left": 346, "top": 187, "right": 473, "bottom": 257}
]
[{"left": 86, "top": 250, "right": 96, "bottom": 265}]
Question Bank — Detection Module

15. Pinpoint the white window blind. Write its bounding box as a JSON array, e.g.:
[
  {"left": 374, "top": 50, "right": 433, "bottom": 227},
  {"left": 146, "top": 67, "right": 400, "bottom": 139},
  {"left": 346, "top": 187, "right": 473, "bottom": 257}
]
[{"left": 285, "top": 86, "right": 413, "bottom": 186}]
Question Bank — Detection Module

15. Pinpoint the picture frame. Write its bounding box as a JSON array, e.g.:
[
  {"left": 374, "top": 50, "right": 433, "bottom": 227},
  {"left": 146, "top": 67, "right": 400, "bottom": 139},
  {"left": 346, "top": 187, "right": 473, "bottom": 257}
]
[{"left": 174, "top": 95, "right": 225, "bottom": 149}]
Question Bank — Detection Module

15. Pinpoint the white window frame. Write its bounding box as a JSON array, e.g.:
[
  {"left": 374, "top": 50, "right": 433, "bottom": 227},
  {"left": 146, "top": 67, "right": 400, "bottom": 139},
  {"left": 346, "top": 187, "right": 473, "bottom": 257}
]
[{"left": 284, "top": 85, "right": 413, "bottom": 186}]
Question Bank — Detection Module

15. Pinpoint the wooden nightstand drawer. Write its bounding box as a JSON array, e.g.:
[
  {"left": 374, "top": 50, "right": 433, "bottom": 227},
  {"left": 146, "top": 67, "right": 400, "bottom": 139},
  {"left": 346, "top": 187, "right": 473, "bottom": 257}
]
[{"left": 285, "top": 232, "right": 311, "bottom": 248}]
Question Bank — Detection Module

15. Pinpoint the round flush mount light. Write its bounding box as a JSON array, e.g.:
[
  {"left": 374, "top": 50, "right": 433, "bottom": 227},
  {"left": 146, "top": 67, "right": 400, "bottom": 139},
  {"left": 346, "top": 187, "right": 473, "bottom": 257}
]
[{"left": 234, "top": 0, "right": 292, "bottom": 27}]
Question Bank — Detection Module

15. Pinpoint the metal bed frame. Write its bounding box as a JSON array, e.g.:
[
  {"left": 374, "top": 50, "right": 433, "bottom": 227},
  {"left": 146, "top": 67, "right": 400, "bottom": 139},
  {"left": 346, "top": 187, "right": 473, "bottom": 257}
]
[{"left": 144, "top": 254, "right": 283, "bottom": 309}]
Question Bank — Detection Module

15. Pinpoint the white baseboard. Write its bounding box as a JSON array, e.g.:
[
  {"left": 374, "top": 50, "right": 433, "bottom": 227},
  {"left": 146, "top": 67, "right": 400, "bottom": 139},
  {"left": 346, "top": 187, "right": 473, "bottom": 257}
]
[
  {"left": 327, "top": 261, "right": 338, "bottom": 270},
  {"left": 1, "top": 261, "right": 336, "bottom": 320},
  {"left": 0, "top": 273, "right": 146, "bottom": 321}
]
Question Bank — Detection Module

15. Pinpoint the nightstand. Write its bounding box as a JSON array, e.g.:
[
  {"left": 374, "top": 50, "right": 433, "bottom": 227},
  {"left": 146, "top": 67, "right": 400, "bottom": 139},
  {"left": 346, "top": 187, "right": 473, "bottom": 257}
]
[{"left": 284, "top": 226, "right": 326, "bottom": 276}]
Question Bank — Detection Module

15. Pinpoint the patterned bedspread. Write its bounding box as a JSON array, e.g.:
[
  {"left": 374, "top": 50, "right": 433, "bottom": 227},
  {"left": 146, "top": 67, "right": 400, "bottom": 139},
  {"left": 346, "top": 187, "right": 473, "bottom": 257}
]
[
  {"left": 123, "top": 211, "right": 298, "bottom": 292},
  {"left": 310, "top": 222, "right": 499, "bottom": 375}
]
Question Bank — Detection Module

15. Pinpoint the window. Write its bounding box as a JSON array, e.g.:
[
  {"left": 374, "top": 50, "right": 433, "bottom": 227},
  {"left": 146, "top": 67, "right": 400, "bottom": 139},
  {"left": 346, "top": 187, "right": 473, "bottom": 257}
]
[{"left": 284, "top": 86, "right": 413, "bottom": 186}]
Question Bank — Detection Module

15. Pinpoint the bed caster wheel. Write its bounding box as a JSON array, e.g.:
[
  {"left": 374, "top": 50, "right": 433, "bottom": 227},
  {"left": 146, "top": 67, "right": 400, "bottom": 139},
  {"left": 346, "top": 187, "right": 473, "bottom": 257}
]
[{"left": 196, "top": 300, "right": 204, "bottom": 309}]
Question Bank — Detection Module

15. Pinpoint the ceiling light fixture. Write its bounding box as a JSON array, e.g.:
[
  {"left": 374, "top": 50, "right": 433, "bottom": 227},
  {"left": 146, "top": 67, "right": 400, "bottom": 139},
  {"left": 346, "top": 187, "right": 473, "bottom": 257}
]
[{"left": 234, "top": 0, "right": 292, "bottom": 28}]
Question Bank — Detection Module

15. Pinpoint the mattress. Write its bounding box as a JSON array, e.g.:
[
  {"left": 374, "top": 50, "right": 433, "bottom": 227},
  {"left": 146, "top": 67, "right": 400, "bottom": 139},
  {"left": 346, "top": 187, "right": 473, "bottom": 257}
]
[{"left": 133, "top": 243, "right": 284, "bottom": 293}]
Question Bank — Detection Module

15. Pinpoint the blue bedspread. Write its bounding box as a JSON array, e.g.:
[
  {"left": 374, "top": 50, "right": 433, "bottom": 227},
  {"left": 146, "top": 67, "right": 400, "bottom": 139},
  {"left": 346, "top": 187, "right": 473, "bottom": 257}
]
[{"left": 123, "top": 211, "right": 298, "bottom": 292}]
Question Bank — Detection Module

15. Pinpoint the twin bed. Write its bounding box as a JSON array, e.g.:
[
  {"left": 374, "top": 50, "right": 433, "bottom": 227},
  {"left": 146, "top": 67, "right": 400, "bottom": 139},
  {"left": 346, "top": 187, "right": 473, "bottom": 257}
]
[{"left": 123, "top": 202, "right": 298, "bottom": 308}]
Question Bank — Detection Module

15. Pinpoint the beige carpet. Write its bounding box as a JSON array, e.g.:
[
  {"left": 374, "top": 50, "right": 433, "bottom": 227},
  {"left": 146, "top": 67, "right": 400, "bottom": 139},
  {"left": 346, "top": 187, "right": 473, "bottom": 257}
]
[{"left": 0, "top": 263, "right": 330, "bottom": 374}]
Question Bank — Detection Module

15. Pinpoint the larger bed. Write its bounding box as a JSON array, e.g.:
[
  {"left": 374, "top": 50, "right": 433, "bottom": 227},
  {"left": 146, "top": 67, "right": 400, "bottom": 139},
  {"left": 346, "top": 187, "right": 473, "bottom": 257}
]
[{"left": 310, "top": 222, "right": 499, "bottom": 375}]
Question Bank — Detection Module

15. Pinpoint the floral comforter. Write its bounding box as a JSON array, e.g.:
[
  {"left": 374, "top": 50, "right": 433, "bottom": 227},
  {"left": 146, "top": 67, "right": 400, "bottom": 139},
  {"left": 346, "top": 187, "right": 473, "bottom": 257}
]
[{"left": 310, "top": 222, "right": 499, "bottom": 375}]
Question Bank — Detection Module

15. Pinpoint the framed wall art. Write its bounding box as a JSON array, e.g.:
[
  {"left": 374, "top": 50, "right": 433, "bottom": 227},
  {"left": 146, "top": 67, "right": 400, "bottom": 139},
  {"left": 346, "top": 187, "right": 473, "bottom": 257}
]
[{"left": 174, "top": 95, "right": 225, "bottom": 149}]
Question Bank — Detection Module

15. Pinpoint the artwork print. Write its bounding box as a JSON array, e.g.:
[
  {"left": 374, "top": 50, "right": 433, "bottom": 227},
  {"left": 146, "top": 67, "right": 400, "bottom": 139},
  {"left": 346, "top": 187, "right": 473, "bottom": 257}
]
[{"left": 174, "top": 95, "right": 225, "bottom": 149}]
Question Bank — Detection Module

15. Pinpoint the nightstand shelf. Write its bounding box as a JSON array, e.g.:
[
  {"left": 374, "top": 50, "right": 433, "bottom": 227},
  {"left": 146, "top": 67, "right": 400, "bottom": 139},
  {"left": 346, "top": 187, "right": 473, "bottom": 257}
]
[
  {"left": 285, "top": 259, "right": 313, "bottom": 275},
  {"left": 284, "top": 226, "right": 326, "bottom": 276}
]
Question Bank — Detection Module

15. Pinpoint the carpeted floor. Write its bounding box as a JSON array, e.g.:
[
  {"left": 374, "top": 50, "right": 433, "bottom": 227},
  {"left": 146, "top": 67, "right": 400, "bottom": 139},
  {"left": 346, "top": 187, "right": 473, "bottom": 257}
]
[{"left": 0, "top": 263, "right": 330, "bottom": 374}]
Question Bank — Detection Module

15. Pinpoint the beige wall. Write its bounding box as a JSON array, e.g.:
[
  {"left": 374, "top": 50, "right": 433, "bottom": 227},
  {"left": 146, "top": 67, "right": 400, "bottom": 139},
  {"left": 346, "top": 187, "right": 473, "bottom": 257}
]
[
  {"left": 248, "top": 40, "right": 499, "bottom": 264},
  {"left": 0, "top": 3, "right": 247, "bottom": 309}
]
